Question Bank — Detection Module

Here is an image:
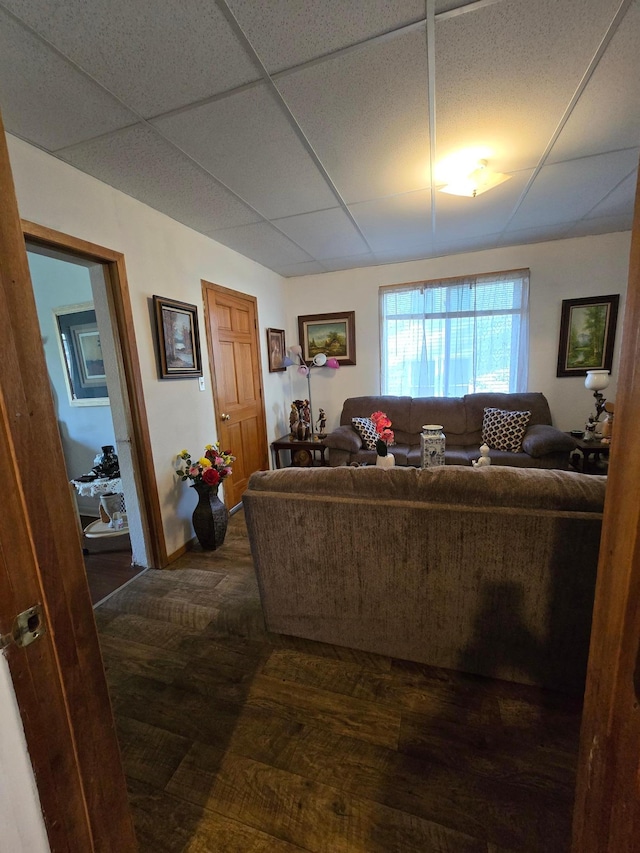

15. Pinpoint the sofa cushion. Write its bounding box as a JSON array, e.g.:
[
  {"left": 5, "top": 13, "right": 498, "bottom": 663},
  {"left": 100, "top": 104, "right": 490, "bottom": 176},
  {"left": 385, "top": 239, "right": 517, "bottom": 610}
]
[
  {"left": 351, "top": 417, "right": 378, "bottom": 450},
  {"left": 464, "top": 392, "right": 551, "bottom": 433},
  {"left": 482, "top": 408, "right": 531, "bottom": 452},
  {"left": 409, "top": 396, "right": 467, "bottom": 437}
]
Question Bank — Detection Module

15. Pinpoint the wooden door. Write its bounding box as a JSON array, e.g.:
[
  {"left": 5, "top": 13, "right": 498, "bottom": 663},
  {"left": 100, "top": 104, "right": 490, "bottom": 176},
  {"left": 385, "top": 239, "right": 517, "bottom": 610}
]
[
  {"left": 571, "top": 162, "right": 640, "bottom": 850},
  {"left": 0, "top": 112, "right": 137, "bottom": 850},
  {"left": 202, "top": 281, "right": 269, "bottom": 508}
]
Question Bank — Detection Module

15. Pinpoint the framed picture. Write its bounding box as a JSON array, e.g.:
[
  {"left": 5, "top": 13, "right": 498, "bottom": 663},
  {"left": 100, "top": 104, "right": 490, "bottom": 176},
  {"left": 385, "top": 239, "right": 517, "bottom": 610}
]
[
  {"left": 298, "top": 311, "right": 356, "bottom": 365},
  {"left": 153, "top": 295, "right": 202, "bottom": 379},
  {"left": 267, "top": 328, "right": 286, "bottom": 372},
  {"left": 53, "top": 302, "right": 109, "bottom": 406},
  {"left": 556, "top": 294, "right": 619, "bottom": 377}
]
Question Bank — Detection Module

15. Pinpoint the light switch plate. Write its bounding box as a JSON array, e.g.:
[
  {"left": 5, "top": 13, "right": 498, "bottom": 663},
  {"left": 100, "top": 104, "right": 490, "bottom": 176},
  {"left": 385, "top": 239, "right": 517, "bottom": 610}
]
[{"left": 198, "top": 377, "right": 205, "bottom": 391}]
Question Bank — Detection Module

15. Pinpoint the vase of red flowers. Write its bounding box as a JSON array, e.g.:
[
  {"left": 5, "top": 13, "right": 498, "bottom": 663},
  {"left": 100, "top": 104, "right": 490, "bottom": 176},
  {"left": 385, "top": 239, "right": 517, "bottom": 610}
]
[
  {"left": 371, "top": 411, "right": 395, "bottom": 468},
  {"left": 175, "top": 443, "right": 235, "bottom": 550}
]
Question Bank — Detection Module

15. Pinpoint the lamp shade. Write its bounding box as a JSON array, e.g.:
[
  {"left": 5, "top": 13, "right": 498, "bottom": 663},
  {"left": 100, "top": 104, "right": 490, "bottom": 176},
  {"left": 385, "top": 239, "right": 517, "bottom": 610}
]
[{"left": 585, "top": 370, "right": 610, "bottom": 392}]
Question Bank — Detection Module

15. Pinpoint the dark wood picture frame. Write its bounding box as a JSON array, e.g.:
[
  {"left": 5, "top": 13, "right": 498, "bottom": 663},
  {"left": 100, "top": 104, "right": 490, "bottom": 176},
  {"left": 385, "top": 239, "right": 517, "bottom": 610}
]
[
  {"left": 298, "top": 310, "right": 356, "bottom": 365},
  {"left": 54, "top": 302, "right": 109, "bottom": 405},
  {"left": 267, "top": 328, "right": 286, "bottom": 372},
  {"left": 153, "top": 295, "right": 202, "bottom": 379},
  {"left": 556, "top": 294, "right": 619, "bottom": 378}
]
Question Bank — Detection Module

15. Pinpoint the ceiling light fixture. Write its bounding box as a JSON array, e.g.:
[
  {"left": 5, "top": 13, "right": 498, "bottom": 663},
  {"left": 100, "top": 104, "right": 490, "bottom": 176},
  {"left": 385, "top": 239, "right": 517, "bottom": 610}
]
[{"left": 439, "top": 159, "right": 511, "bottom": 198}]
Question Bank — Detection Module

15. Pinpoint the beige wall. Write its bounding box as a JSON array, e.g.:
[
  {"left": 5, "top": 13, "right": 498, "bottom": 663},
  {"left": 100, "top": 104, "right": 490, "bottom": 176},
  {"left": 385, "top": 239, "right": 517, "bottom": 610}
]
[
  {"left": 7, "top": 135, "right": 287, "bottom": 557},
  {"left": 280, "top": 232, "right": 631, "bottom": 434}
]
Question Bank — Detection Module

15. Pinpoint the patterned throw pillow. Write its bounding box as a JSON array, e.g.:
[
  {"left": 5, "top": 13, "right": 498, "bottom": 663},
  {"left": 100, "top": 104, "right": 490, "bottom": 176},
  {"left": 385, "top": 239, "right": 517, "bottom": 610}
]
[
  {"left": 352, "top": 417, "right": 379, "bottom": 450},
  {"left": 482, "top": 408, "right": 531, "bottom": 453}
]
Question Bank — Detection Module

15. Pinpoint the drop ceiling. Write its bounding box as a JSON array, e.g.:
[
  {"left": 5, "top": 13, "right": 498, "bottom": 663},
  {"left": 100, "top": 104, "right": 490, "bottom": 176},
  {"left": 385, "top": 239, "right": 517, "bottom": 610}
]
[{"left": 0, "top": 0, "right": 638, "bottom": 277}]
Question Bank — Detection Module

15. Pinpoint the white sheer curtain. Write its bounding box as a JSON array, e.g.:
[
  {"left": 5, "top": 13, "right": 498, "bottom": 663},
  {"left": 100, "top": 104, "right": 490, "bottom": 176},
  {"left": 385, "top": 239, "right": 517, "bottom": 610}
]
[{"left": 380, "top": 269, "right": 529, "bottom": 396}]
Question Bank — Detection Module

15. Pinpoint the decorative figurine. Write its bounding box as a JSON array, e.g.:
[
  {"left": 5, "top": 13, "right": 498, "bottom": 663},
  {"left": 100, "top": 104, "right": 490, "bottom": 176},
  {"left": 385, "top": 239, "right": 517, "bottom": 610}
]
[
  {"left": 472, "top": 443, "right": 492, "bottom": 467},
  {"left": 316, "top": 408, "right": 327, "bottom": 438},
  {"left": 583, "top": 416, "right": 597, "bottom": 441},
  {"left": 289, "top": 403, "right": 298, "bottom": 438}
]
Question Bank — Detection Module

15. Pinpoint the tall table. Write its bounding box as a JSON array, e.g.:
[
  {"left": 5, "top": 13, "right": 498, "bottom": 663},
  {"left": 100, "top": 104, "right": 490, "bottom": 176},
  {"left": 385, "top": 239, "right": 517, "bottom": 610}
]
[
  {"left": 70, "top": 476, "right": 129, "bottom": 540},
  {"left": 271, "top": 435, "right": 329, "bottom": 468}
]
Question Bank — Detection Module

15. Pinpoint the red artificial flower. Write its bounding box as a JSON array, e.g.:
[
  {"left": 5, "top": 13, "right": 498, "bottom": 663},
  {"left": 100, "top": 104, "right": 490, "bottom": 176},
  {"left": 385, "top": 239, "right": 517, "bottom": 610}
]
[
  {"left": 371, "top": 410, "right": 393, "bottom": 442},
  {"left": 202, "top": 467, "right": 221, "bottom": 486}
]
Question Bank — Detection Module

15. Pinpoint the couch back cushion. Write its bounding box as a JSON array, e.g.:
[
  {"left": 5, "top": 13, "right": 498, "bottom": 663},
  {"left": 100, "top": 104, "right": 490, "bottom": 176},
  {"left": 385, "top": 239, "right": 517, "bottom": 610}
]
[
  {"left": 464, "top": 392, "right": 551, "bottom": 443},
  {"left": 340, "top": 396, "right": 413, "bottom": 437},
  {"left": 409, "top": 397, "right": 466, "bottom": 439}
]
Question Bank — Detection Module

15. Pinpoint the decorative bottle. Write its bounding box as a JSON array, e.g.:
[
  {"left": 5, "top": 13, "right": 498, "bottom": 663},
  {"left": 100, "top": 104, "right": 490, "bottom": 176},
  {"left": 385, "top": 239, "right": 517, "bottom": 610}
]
[{"left": 421, "top": 425, "right": 446, "bottom": 468}]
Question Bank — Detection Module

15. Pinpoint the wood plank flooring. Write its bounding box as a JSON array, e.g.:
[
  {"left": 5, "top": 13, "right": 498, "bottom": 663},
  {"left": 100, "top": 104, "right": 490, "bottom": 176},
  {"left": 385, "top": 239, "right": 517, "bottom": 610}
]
[{"left": 95, "top": 510, "right": 581, "bottom": 852}]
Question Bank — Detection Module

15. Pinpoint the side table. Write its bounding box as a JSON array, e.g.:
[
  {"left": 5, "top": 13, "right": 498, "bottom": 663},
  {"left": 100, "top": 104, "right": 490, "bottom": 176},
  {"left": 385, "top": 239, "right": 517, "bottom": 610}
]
[
  {"left": 565, "top": 433, "right": 610, "bottom": 474},
  {"left": 271, "top": 435, "right": 329, "bottom": 468}
]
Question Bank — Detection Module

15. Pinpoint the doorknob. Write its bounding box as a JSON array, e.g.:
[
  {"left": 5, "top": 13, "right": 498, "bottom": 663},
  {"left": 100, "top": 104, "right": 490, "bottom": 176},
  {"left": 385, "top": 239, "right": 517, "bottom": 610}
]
[{"left": 221, "top": 413, "right": 231, "bottom": 421}]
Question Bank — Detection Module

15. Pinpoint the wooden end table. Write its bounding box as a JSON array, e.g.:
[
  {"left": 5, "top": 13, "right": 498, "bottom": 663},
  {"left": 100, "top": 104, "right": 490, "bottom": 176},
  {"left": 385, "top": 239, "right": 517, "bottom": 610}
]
[
  {"left": 566, "top": 433, "right": 611, "bottom": 474},
  {"left": 271, "top": 435, "right": 329, "bottom": 468}
]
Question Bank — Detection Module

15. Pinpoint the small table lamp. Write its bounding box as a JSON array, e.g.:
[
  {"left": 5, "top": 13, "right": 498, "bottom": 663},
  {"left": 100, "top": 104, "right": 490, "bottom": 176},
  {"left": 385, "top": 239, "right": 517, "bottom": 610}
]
[{"left": 585, "top": 370, "right": 610, "bottom": 419}]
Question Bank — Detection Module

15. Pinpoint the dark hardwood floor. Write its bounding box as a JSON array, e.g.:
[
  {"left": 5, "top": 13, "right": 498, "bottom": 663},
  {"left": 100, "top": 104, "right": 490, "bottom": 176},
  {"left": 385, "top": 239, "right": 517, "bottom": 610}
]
[
  {"left": 95, "top": 510, "right": 581, "bottom": 852},
  {"left": 80, "top": 515, "right": 142, "bottom": 605}
]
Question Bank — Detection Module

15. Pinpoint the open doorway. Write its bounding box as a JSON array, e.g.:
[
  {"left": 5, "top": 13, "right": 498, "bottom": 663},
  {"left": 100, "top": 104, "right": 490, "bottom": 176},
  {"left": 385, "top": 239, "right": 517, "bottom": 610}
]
[{"left": 27, "top": 242, "right": 149, "bottom": 603}]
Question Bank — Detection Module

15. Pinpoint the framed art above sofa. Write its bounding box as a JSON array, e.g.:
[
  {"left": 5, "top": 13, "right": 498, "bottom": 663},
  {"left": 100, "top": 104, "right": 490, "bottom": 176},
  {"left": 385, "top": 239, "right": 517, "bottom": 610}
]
[
  {"left": 298, "top": 311, "right": 356, "bottom": 365},
  {"left": 556, "top": 294, "right": 619, "bottom": 378}
]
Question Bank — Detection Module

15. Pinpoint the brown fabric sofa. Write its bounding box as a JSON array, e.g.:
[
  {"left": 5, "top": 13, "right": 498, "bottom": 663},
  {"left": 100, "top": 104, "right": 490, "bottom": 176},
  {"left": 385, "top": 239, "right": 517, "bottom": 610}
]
[
  {"left": 244, "top": 465, "right": 605, "bottom": 692},
  {"left": 324, "top": 392, "right": 575, "bottom": 468}
]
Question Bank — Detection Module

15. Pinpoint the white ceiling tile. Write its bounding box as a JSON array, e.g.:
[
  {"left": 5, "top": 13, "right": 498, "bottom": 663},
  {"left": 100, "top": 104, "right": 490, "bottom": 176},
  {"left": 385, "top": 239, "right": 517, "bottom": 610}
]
[
  {"left": 548, "top": 1, "right": 640, "bottom": 163},
  {"left": 585, "top": 172, "right": 638, "bottom": 219},
  {"left": 273, "top": 208, "right": 370, "bottom": 259},
  {"left": 274, "top": 261, "right": 328, "bottom": 277},
  {"left": 58, "top": 125, "right": 261, "bottom": 232},
  {"left": 432, "top": 232, "right": 506, "bottom": 256},
  {"left": 435, "top": 0, "right": 622, "bottom": 174},
  {"left": 276, "top": 30, "right": 431, "bottom": 204},
  {"left": 497, "top": 224, "right": 573, "bottom": 247},
  {"left": 207, "top": 221, "right": 312, "bottom": 268},
  {"left": 318, "top": 253, "right": 379, "bottom": 272},
  {"left": 1, "top": 0, "right": 259, "bottom": 116},
  {"left": 372, "top": 246, "right": 434, "bottom": 265},
  {"left": 349, "top": 190, "right": 432, "bottom": 252},
  {"left": 565, "top": 214, "right": 633, "bottom": 238},
  {"left": 226, "top": 0, "right": 424, "bottom": 72},
  {"left": 153, "top": 84, "right": 336, "bottom": 219},
  {"left": 507, "top": 149, "right": 639, "bottom": 231},
  {"left": 0, "top": 10, "right": 137, "bottom": 150}
]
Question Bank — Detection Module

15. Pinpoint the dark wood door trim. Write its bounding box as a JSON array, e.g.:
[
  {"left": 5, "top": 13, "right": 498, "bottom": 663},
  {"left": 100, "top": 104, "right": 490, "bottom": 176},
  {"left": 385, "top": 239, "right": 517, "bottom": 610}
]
[
  {"left": 572, "top": 162, "right": 640, "bottom": 849},
  {"left": 21, "top": 219, "right": 167, "bottom": 568},
  {"left": 201, "top": 280, "right": 269, "bottom": 508},
  {"left": 1, "top": 114, "right": 137, "bottom": 850}
]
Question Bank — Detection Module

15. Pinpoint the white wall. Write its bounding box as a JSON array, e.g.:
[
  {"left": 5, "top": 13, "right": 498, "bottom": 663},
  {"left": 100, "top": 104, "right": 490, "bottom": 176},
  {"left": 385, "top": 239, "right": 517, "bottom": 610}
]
[
  {"left": 281, "top": 232, "right": 631, "bottom": 433},
  {"left": 29, "top": 251, "right": 118, "bottom": 515},
  {"left": 0, "top": 657, "right": 50, "bottom": 853},
  {"left": 7, "top": 134, "right": 287, "bottom": 558}
]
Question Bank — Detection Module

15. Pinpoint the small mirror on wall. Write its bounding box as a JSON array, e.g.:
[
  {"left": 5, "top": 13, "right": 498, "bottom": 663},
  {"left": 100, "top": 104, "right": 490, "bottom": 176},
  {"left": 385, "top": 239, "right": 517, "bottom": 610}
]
[{"left": 53, "top": 302, "right": 109, "bottom": 406}]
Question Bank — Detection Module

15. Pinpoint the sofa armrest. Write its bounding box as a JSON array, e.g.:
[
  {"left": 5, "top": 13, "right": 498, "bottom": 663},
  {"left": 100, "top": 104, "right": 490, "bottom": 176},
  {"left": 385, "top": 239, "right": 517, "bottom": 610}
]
[
  {"left": 521, "top": 424, "right": 576, "bottom": 458},
  {"left": 323, "top": 425, "right": 363, "bottom": 453}
]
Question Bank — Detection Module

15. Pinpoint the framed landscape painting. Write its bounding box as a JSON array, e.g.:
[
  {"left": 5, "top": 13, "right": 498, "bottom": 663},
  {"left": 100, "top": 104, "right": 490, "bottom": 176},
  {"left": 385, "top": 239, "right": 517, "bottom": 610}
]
[
  {"left": 556, "top": 294, "right": 619, "bottom": 377},
  {"left": 298, "top": 311, "right": 356, "bottom": 365},
  {"left": 153, "top": 295, "right": 202, "bottom": 379},
  {"left": 53, "top": 302, "right": 109, "bottom": 406}
]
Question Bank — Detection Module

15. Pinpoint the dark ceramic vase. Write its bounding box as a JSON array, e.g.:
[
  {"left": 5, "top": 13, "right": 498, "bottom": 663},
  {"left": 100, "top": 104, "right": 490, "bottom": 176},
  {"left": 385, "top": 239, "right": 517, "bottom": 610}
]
[
  {"left": 94, "top": 444, "right": 120, "bottom": 478},
  {"left": 191, "top": 482, "right": 229, "bottom": 550}
]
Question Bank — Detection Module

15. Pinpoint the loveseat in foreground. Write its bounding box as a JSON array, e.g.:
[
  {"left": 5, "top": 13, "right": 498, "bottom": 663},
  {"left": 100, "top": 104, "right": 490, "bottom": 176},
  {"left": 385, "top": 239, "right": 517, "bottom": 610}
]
[
  {"left": 323, "top": 393, "right": 575, "bottom": 468},
  {"left": 244, "top": 465, "right": 605, "bottom": 692}
]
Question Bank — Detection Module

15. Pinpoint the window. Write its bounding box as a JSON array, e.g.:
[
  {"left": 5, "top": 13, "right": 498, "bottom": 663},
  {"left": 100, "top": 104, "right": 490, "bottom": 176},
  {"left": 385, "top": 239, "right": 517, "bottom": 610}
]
[{"left": 380, "top": 269, "right": 529, "bottom": 396}]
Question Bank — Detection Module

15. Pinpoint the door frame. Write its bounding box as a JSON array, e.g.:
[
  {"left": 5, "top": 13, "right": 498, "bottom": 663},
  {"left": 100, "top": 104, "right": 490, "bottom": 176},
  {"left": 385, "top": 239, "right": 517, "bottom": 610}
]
[
  {"left": 201, "top": 280, "right": 269, "bottom": 509},
  {"left": 22, "top": 219, "right": 167, "bottom": 569},
  {"left": 571, "top": 162, "right": 640, "bottom": 850}
]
